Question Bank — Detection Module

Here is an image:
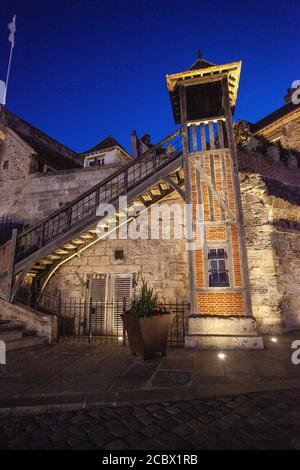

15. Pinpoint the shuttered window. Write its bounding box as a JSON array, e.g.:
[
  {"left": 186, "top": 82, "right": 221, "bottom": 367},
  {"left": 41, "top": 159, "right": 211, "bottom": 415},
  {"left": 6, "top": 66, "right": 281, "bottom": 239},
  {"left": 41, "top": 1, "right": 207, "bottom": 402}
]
[
  {"left": 90, "top": 276, "right": 107, "bottom": 302},
  {"left": 89, "top": 276, "right": 107, "bottom": 334},
  {"left": 88, "top": 274, "right": 132, "bottom": 335},
  {"left": 112, "top": 275, "right": 132, "bottom": 333}
]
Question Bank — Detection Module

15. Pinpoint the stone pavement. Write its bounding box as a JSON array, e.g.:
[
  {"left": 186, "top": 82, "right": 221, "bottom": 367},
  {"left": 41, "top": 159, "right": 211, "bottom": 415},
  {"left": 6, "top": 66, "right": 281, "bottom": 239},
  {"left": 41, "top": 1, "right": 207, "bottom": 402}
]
[
  {"left": 0, "top": 388, "right": 300, "bottom": 449},
  {"left": 0, "top": 331, "right": 300, "bottom": 410}
]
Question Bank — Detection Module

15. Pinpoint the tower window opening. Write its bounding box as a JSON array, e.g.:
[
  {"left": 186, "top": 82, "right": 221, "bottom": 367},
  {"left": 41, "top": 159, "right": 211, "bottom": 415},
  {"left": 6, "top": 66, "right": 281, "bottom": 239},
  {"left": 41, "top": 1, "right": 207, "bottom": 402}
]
[{"left": 208, "top": 248, "right": 229, "bottom": 287}]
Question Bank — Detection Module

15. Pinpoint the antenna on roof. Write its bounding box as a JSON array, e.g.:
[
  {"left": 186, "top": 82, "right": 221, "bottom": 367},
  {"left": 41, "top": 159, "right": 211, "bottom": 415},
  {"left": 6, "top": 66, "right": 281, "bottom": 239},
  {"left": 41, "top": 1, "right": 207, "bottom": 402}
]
[{"left": 0, "top": 15, "right": 16, "bottom": 106}]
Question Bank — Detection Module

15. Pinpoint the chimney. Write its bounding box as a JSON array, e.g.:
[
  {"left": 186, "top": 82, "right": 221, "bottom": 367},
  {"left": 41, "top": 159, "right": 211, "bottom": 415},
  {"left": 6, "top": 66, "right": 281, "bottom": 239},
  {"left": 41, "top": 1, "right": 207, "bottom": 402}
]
[
  {"left": 131, "top": 130, "right": 138, "bottom": 158},
  {"left": 141, "top": 134, "right": 151, "bottom": 146}
]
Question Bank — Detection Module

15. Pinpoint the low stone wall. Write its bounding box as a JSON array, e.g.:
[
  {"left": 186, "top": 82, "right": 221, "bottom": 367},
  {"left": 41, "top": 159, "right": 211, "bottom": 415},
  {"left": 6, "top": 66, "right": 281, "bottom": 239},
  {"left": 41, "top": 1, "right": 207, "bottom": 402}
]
[{"left": 0, "top": 298, "right": 52, "bottom": 341}]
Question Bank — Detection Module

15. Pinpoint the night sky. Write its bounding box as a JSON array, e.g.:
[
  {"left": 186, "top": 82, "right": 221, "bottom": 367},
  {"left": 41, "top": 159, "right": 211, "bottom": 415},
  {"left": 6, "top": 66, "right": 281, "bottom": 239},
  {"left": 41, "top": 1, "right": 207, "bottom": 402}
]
[{"left": 0, "top": 0, "right": 299, "bottom": 153}]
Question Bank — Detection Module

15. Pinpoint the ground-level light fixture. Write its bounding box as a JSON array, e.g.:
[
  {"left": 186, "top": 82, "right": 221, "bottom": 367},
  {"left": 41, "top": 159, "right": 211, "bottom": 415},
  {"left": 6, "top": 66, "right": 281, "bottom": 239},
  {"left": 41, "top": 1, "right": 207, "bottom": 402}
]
[
  {"left": 218, "top": 353, "right": 226, "bottom": 360},
  {"left": 271, "top": 337, "right": 278, "bottom": 343}
]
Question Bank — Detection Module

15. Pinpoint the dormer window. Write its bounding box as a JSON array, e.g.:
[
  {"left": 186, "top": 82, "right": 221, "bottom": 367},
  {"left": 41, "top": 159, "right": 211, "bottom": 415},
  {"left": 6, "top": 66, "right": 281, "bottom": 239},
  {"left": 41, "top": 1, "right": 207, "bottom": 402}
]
[{"left": 85, "top": 153, "right": 105, "bottom": 167}]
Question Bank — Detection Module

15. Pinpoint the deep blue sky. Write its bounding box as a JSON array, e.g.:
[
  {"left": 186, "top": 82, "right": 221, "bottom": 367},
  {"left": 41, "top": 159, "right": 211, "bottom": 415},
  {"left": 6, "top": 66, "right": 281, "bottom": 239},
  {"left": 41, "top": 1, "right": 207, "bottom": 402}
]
[{"left": 0, "top": 0, "right": 299, "bottom": 153}]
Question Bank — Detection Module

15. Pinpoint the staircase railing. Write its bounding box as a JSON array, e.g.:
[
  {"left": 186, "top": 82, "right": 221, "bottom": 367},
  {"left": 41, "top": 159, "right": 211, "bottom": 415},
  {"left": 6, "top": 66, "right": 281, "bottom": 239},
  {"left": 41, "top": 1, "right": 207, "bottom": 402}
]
[{"left": 15, "top": 128, "right": 182, "bottom": 263}]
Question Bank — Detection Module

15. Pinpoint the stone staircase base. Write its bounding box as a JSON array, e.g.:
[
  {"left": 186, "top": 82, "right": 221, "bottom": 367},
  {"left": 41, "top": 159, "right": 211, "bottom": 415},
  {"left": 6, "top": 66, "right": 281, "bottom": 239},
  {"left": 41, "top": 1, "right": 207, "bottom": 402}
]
[{"left": 0, "top": 320, "right": 48, "bottom": 352}]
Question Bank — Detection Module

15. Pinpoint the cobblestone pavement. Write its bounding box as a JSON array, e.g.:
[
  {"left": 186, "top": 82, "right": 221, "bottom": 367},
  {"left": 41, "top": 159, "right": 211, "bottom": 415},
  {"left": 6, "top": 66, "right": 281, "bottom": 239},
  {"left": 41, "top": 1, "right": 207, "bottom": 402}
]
[{"left": 1, "top": 388, "right": 300, "bottom": 450}]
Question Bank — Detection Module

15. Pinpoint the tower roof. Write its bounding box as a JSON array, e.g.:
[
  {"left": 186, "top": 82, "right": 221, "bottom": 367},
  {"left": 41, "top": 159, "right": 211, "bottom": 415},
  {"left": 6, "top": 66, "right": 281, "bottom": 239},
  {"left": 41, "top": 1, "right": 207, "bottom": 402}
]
[
  {"left": 166, "top": 52, "right": 242, "bottom": 123},
  {"left": 188, "top": 51, "right": 216, "bottom": 71}
]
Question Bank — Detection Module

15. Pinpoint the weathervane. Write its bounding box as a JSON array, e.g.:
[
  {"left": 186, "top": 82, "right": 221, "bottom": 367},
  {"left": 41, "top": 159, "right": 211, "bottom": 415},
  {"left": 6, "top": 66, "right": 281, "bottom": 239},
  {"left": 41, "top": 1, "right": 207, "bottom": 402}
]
[{"left": 0, "top": 15, "right": 16, "bottom": 106}]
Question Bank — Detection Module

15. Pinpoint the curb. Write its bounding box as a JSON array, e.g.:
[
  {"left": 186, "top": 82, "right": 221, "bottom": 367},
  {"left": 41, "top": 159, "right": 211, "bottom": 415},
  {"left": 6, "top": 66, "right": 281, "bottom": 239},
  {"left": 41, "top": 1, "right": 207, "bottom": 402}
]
[{"left": 0, "top": 379, "right": 300, "bottom": 416}]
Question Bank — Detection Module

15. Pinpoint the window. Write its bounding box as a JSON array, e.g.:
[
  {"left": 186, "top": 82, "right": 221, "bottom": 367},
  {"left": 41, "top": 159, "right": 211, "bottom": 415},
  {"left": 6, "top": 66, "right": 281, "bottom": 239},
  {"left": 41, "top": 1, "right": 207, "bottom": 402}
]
[
  {"left": 208, "top": 248, "right": 229, "bottom": 287},
  {"left": 88, "top": 274, "right": 132, "bottom": 335},
  {"left": 89, "top": 158, "right": 96, "bottom": 167},
  {"left": 3, "top": 161, "right": 8, "bottom": 170},
  {"left": 97, "top": 157, "right": 105, "bottom": 166}
]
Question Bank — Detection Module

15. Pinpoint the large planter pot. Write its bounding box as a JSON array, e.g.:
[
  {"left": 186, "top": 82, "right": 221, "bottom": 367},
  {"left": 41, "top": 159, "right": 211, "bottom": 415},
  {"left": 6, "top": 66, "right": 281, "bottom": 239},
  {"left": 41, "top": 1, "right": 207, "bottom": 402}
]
[{"left": 121, "top": 313, "right": 175, "bottom": 360}]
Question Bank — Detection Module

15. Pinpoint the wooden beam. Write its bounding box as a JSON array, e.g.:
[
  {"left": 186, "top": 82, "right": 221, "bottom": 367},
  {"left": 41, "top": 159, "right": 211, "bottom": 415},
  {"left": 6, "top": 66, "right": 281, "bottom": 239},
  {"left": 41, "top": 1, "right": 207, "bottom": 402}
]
[
  {"left": 193, "top": 160, "right": 236, "bottom": 221},
  {"left": 221, "top": 77, "right": 253, "bottom": 317},
  {"left": 179, "top": 84, "right": 197, "bottom": 314},
  {"left": 162, "top": 176, "right": 185, "bottom": 200}
]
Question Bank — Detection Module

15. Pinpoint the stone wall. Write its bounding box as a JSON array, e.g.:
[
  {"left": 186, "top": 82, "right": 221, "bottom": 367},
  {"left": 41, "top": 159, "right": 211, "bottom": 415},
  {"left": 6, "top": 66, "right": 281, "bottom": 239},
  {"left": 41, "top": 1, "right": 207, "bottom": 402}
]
[
  {"left": 285, "top": 118, "right": 300, "bottom": 152},
  {"left": 0, "top": 298, "right": 52, "bottom": 341},
  {"left": 0, "top": 129, "right": 35, "bottom": 182},
  {"left": 0, "top": 162, "right": 125, "bottom": 226},
  {"left": 240, "top": 173, "right": 300, "bottom": 333}
]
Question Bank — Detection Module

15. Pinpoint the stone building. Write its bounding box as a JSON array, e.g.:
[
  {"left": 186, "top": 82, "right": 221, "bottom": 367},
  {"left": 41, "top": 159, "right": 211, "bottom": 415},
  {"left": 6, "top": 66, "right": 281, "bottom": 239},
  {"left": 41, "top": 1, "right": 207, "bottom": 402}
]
[{"left": 0, "top": 53, "right": 299, "bottom": 348}]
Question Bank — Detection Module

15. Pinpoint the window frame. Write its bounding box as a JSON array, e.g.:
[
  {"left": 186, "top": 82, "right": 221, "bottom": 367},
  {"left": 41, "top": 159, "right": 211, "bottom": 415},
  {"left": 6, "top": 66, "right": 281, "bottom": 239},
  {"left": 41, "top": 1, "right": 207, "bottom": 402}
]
[{"left": 207, "top": 246, "right": 230, "bottom": 288}]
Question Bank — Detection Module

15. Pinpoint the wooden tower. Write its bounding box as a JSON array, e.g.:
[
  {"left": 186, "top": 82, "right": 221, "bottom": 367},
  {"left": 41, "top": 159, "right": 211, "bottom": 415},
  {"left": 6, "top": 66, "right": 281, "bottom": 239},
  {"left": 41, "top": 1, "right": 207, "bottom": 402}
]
[{"left": 166, "top": 53, "right": 263, "bottom": 348}]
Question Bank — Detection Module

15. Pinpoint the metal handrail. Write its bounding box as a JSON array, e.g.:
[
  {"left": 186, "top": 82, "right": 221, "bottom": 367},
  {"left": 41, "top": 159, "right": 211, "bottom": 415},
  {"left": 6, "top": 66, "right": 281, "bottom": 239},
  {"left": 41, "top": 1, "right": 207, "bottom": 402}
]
[{"left": 16, "top": 128, "right": 182, "bottom": 261}]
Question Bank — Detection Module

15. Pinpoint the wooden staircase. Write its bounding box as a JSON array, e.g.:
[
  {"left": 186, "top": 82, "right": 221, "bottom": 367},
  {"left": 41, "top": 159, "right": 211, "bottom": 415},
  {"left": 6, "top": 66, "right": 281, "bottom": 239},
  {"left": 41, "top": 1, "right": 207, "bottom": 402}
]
[{"left": 1, "top": 128, "right": 184, "bottom": 300}]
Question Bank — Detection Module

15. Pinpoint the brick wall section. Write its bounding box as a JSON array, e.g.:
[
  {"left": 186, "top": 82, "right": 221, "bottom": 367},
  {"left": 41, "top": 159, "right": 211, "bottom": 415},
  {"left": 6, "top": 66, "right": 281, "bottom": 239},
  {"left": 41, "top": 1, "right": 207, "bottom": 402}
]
[
  {"left": 197, "top": 292, "right": 245, "bottom": 315},
  {"left": 230, "top": 225, "right": 242, "bottom": 287},
  {"left": 191, "top": 149, "right": 245, "bottom": 315},
  {"left": 195, "top": 249, "right": 204, "bottom": 288},
  {"left": 212, "top": 154, "right": 223, "bottom": 220},
  {"left": 206, "top": 226, "right": 226, "bottom": 240}
]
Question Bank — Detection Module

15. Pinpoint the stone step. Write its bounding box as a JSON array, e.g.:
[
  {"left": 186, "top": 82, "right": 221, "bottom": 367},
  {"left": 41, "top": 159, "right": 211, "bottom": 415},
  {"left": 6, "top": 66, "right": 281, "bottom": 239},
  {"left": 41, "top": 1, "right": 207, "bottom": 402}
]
[
  {"left": 185, "top": 334, "right": 264, "bottom": 350},
  {"left": 0, "top": 322, "right": 23, "bottom": 332},
  {"left": 6, "top": 336, "right": 48, "bottom": 352},
  {"left": 23, "top": 330, "right": 37, "bottom": 337},
  {"left": 0, "top": 330, "right": 24, "bottom": 342}
]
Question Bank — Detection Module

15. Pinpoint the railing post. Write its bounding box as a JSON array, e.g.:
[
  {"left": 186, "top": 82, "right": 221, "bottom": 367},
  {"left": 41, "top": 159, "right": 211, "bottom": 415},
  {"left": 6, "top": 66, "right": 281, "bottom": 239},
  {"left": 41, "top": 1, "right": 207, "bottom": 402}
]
[
  {"left": 152, "top": 154, "right": 157, "bottom": 173},
  {"left": 39, "top": 222, "right": 45, "bottom": 248},
  {"left": 89, "top": 297, "right": 94, "bottom": 343},
  {"left": 95, "top": 187, "right": 100, "bottom": 207},
  {"left": 67, "top": 206, "right": 72, "bottom": 232},
  {"left": 122, "top": 296, "right": 127, "bottom": 346},
  {"left": 124, "top": 168, "right": 128, "bottom": 194},
  {"left": 7, "top": 229, "right": 18, "bottom": 303}
]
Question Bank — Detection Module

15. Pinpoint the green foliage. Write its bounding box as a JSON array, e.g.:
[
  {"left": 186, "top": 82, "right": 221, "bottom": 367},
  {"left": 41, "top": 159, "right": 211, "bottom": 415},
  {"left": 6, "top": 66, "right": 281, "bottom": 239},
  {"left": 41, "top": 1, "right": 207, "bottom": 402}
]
[{"left": 128, "top": 279, "right": 170, "bottom": 318}]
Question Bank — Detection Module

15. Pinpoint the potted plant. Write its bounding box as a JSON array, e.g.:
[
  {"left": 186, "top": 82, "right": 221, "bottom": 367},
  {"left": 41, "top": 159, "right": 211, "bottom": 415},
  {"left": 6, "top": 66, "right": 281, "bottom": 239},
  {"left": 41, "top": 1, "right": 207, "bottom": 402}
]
[{"left": 121, "top": 280, "right": 175, "bottom": 360}]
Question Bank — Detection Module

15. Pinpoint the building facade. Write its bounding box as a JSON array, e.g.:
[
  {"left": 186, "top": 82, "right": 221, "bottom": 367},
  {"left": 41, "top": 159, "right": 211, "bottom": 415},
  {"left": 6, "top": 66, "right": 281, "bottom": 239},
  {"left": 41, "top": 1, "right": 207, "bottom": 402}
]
[{"left": 0, "top": 54, "right": 299, "bottom": 347}]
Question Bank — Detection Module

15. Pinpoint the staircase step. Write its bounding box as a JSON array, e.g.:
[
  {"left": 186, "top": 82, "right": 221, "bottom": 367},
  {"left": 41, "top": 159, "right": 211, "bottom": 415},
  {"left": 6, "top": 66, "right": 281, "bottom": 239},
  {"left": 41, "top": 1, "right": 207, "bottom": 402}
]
[
  {"left": 23, "top": 329, "right": 37, "bottom": 337},
  {"left": 6, "top": 336, "right": 48, "bottom": 352},
  {"left": 0, "top": 330, "right": 24, "bottom": 342},
  {"left": 0, "top": 323, "right": 23, "bottom": 332}
]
